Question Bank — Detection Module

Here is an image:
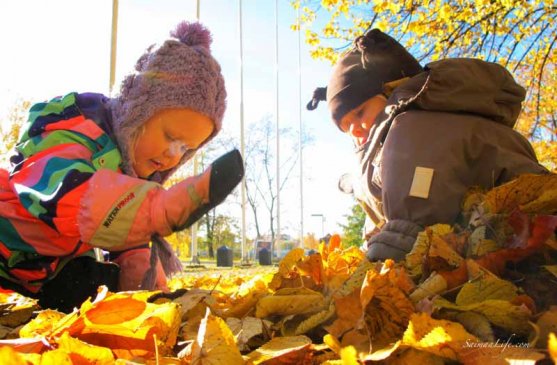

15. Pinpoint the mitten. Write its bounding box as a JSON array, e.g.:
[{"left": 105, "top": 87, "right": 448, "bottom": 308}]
[
  {"left": 366, "top": 219, "right": 423, "bottom": 262},
  {"left": 111, "top": 247, "right": 168, "bottom": 291},
  {"left": 159, "top": 148, "right": 245, "bottom": 232}
]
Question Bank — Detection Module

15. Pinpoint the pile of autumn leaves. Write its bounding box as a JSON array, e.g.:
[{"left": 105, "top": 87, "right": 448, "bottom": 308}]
[{"left": 0, "top": 174, "right": 556, "bottom": 364}]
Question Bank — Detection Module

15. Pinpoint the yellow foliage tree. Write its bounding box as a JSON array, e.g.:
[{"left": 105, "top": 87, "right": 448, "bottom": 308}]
[
  {"left": 0, "top": 99, "right": 30, "bottom": 169},
  {"left": 293, "top": 0, "right": 557, "bottom": 170}
]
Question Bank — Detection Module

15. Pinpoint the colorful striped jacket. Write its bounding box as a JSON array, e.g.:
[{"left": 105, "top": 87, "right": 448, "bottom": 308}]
[{"left": 0, "top": 92, "right": 165, "bottom": 292}]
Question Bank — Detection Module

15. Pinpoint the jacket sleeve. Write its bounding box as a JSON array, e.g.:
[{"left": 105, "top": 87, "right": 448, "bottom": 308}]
[{"left": 10, "top": 141, "right": 207, "bottom": 251}]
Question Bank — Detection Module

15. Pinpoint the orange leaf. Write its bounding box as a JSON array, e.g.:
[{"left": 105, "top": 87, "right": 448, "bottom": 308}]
[
  {"left": 296, "top": 252, "right": 325, "bottom": 286},
  {"left": 63, "top": 291, "right": 180, "bottom": 359},
  {"left": 329, "top": 234, "right": 342, "bottom": 252},
  {"left": 325, "top": 289, "right": 362, "bottom": 339}
]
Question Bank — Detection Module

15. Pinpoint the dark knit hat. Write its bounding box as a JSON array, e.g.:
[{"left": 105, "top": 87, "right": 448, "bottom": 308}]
[
  {"left": 325, "top": 29, "right": 423, "bottom": 128},
  {"left": 111, "top": 21, "right": 226, "bottom": 182}
]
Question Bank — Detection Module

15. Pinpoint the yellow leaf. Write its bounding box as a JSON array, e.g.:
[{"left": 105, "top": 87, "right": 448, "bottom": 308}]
[
  {"left": 483, "top": 173, "right": 557, "bottom": 214},
  {"left": 549, "top": 332, "right": 557, "bottom": 362},
  {"left": 245, "top": 335, "right": 311, "bottom": 365},
  {"left": 172, "top": 289, "right": 213, "bottom": 319},
  {"left": 405, "top": 224, "right": 453, "bottom": 277},
  {"left": 433, "top": 297, "right": 532, "bottom": 335},
  {"left": 323, "top": 333, "right": 342, "bottom": 354},
  {"left": 332, "top": 258, "right": 374, "bottom": 297},
  {"left": 191, "top": 308, "right": 244, "bottom": 365},
  {"left": 255, "top": 288, "right": 326, "bottom": 318},
  {"left": 452, "top": 311, "right": 494, "bottom": 342},
  {"left": 455, "top": 260, "right": 518, "bottom": 306},
  {"left": 278, "top": 248, "right": 306, "bottom": 277},
  {"left": 0, "top": 291, "right": 39, "bottom": 328},
  {"left": 361, "top": 340, "right": 401, "bottom": 361},
  {"left": 0, "top": 346, "right": 32, "bottom": 365},
  {"left": 402, "top": 312, "right": 478, "bottom": 360},
  {"left": 38, "top": 349, "right": 73, "bottom": 364},
  {"left": 339, "top": 345, "right": 358, "bottom": 364},
  {"left": 55, "top": 332, "right": 114, "bottom": 364},
  {"left": 409, "top": 272, "right": 448, "bottom": 303},
  {"left": 19, "top": 309, "right": 65, "bottom": 338},
  {"left": 293, "top": 300, "right": 336, "bottom": 335},
  {"left": 428, "top": 234, "right": 464, "bottom": 268}
]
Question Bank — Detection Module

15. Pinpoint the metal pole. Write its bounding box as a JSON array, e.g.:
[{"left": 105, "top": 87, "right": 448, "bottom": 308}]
[
  {"left": 239, "top": 0, "right": 248, "bottom": 264},
  {"left": 297, "top": 6, "right": 304, "bottom": 248},
  {"left": 97, "top": 0, "right": 119, "bottom": 262},
  {"left": 190, "top": 0, "right": 201, "bottom": 266},
  {"left": 274, "top": 0, "right": 280, "bottom": 262},
  {"left": 108, "top": 0, "right": 119, "bottom": 96}
]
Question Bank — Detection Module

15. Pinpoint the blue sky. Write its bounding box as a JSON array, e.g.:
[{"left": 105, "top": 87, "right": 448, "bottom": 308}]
[{"left": 0, "top": 0, "right": 359, "bottom": 239}]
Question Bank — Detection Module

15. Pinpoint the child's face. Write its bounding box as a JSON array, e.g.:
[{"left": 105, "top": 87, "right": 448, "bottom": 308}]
[
  {"left": 339, "top": 94, "right": 387, "bottom": 146},
  {"left": 133, "top": 108, "right": 215, "bottom": 178}
]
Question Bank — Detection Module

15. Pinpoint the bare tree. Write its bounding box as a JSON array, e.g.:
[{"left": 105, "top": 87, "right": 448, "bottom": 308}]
[{"left": 244, "top": 115, "right": 312, "bottom": 244}]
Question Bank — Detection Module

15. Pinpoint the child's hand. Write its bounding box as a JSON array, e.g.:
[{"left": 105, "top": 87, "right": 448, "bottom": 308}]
[
  {"left": 176, "top": 149, "right": 244, "bottom": 230},
  {"left": 155, "top": 149, "right": 244, "bottom": 232}
]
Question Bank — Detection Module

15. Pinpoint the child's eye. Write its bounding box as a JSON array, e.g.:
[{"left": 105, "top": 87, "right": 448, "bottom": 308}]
[{"left": 168, "top": 139, "right": 190, "bottom": 156}]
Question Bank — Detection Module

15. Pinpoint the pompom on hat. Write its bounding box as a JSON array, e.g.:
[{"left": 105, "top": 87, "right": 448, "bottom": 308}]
[{"left": 110, "top": 21, "right": 226, "bottom": 182}]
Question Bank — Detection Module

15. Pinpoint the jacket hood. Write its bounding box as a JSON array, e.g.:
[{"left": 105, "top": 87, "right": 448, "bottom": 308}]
[{"left": 390, "top": 58, "right": 526, "bottom": 128}]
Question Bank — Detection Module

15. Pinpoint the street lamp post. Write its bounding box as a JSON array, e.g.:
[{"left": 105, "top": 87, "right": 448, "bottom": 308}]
[{"left": 311, "top": 214, "right": 325, "bottom": 238}]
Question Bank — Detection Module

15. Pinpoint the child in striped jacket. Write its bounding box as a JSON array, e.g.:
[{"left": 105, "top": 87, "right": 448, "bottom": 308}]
[{"left": 0, "top": 21, "right": 243, "bottom": 312}]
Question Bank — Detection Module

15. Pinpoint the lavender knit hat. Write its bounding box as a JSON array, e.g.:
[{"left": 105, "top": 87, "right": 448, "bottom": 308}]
[{"left": 111, "top": 21, "right": 226, "bottom": 182}]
